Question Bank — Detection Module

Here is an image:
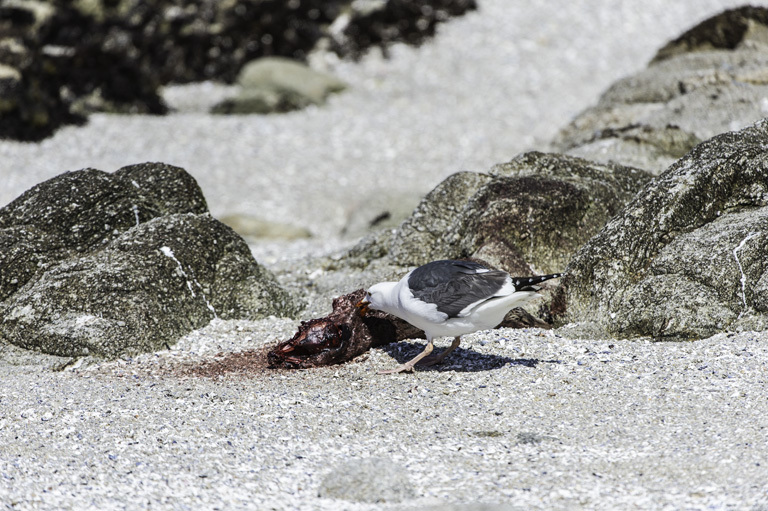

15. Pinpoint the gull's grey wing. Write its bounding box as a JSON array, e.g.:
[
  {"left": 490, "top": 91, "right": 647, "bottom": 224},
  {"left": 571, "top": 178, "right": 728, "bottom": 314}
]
[{"left": 407, "top": 260, "right": 509, "bottom": 318}]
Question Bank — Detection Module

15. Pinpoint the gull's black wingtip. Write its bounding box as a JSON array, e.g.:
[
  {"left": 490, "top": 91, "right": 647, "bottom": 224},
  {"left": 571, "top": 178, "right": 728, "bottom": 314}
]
[{"left": 512, "top": 272, "right": 565, "bottom": 290}]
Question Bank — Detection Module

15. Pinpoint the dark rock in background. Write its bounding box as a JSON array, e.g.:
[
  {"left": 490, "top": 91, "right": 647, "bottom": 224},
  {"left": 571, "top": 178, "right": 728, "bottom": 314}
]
[
  {"left": 652, "top": 5, "right": 768, "bottom": 62},
  {"left": 0, "top": 1, "right": 165, "bottom": 141},
  {"left": 0, "top": 163, "right": 300, "bottom": 358},
  {"left": 552, "top": 6, "right": 768, "bottom": 174},
  {"left": 0, "top": 4, "right": 83, "bottom": 140},
  {"left": 0, "top": 0, "right": 476, "bottom": 140},
  {"left": 555, "top": 120, "right": 768, "bottom": 340},
  {"left": 330, "top": 0, "right": 478, "bottom": 59}
]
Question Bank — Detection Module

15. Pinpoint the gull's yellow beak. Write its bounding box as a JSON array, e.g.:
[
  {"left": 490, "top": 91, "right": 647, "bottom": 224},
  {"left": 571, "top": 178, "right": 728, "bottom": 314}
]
[{"left": 356, "top": 299, "right": 370, "bottom": 317}]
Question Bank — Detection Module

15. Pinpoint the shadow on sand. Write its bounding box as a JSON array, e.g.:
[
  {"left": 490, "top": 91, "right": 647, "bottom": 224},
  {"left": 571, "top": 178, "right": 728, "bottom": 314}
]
[{"left": 378, "top": 341, "right": 562, "bottom": 373}]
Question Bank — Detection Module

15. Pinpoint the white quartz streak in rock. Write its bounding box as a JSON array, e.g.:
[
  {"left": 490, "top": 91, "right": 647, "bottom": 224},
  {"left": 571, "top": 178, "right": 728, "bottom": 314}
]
[
  {"left": 159, "top": 245, "right": 218, "bottom": 318},
  {"left": 732, "top": 231, "right": 760, "bottom": 316},
  {"left": 131, "top": 204, "right": 140, "bottom": 226}
]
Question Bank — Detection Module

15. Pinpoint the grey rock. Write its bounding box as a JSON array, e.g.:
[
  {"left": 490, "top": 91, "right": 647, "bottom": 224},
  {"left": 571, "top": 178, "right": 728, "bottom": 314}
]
[
  {"left": 1, "top": 213, "right": 299, "bottom": 358},
  {"left": 348, "top": 0, "right": 388, "bottom": 17},
  {"left": 387, "top": 171, "right": 491, "bottom": 266},
  {"left": 0, "top": 335, "right": 72, "bottom": 369},
  {"left": 0, "top": 163, "right": 300, "bottom": 358},
  {"left": 555, "top": 119, "right": 768, "bottom": 340},
  {"left": 552, "top": 6, "right": 768, "bottom": 174},
  {"left": 238, "top": 57, "right": 347, "bottom": 103},
  {"left": 371, "top": 153, "right": 650, "bottom": 276},
  {"left": 2, "top": 1, "right": 56, "bottom": 35},
  {"left": 555, "top": 321, "right": 613, "bottom": 340},
  {"left": 211, "top": 57, "right": 347, "bottom": 114},
  {"left": 318, "top": 457, "right": 415, "bottom": 503},
  {"left": 342, "top": 228, "right": 397, "bottom": 270},
  {"left": 563, "top": 124, "right": 702, "bottom": 175},
  {"left": 0, "top": 162, "right": 207, "bottom": 301},
  {"left": 0, "top": 17, "right": 87, "bottom": 141},
  {"left": 458, "top": 152, "right": 651, "bottom": 274}
]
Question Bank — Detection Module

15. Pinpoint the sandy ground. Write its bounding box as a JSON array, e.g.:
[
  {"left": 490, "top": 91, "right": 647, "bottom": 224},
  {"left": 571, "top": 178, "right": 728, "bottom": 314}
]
[
  {"left": 2, "top": 1, "right": 767, "bottom": 510},
  {"left": 2, "top": 325, "right": 767, "bottom": 510}
]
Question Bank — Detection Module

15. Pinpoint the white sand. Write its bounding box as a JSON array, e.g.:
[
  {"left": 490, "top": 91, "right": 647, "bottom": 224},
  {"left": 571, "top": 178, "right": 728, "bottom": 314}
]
[{"left": 2, "top": 1, "right": 767, "bottom": 510}]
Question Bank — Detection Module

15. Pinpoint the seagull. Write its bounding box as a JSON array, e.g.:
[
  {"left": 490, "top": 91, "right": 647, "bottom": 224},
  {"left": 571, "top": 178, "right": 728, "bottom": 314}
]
[{"left": 358, "top": 259, "right": 563, "bottom": 374}]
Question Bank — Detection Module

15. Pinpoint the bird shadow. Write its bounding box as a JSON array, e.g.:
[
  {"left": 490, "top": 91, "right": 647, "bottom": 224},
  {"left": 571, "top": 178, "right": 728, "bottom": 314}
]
[{"left": 378, "top": 342, "right": 561, "bottom": 373}]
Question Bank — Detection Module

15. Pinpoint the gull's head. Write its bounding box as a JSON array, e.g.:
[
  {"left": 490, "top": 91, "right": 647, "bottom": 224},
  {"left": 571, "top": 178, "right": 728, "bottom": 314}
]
[{"left": 357, "top": 281, "right": 398, "bottom": 316}]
